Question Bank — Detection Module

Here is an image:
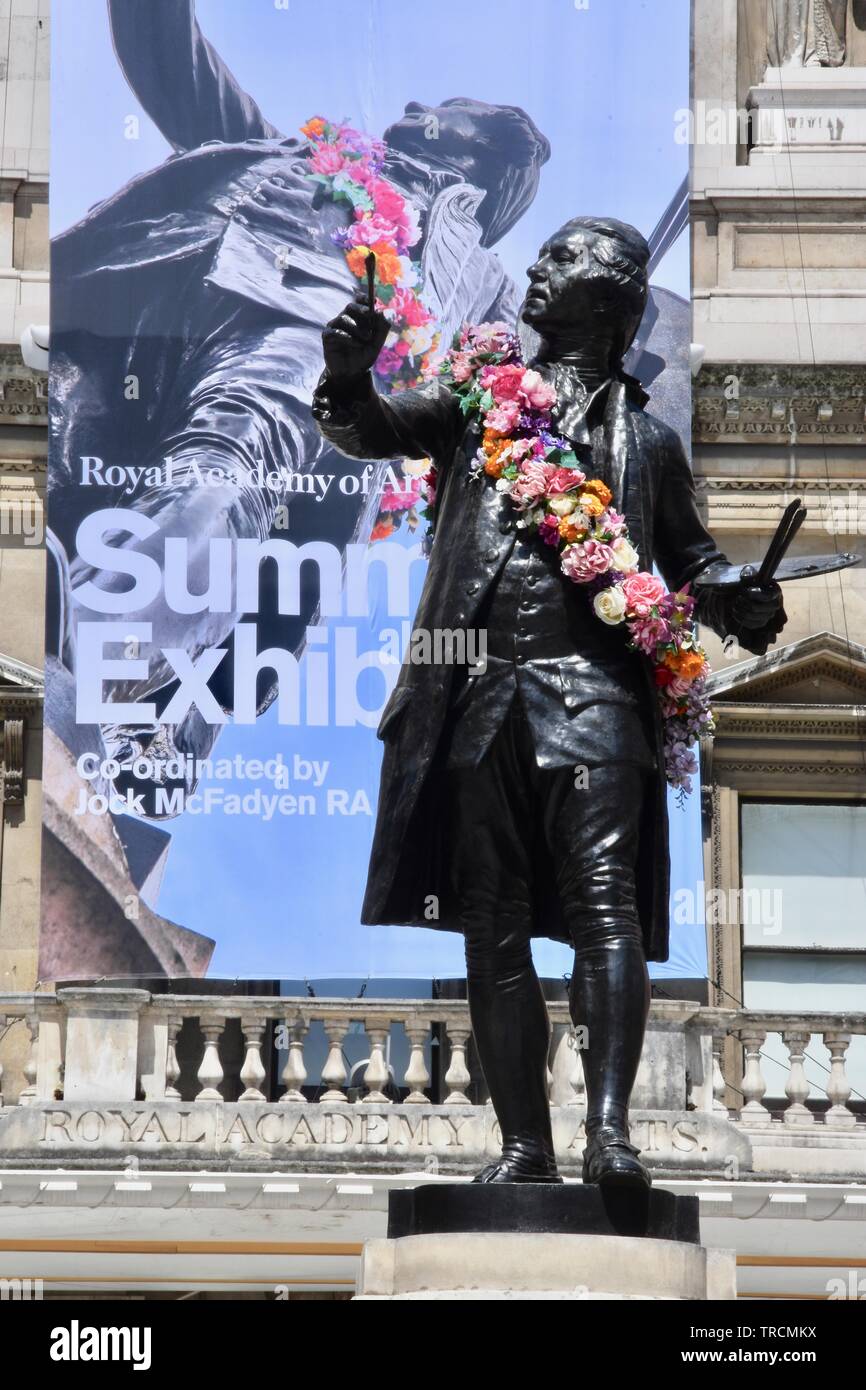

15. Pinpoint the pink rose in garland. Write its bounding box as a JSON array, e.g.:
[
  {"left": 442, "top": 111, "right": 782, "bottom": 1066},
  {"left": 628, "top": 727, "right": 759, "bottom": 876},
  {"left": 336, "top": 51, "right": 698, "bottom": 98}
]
[
  {"left": 510, "top": 460, "right": 555, "bottom": 509},
  {"left": 622, "top": 572, "right": 667, "bottom": 617},
  {"left": 547, "top": 466, "right": 586, "bottom": 494},
  {"left": 630, "top": 614, "right": 673, "bottom": 655},
  {"left": 561, "top": 539, "right": 616, "bottom": 583},
  {"left": 481, "top": 362, "right": 525, "bottom": 402},
  {"left": 485, "top": 401, "right": 521, "bottom": 435},
  {"left": 518, "top": 369, "right": 556, "bottom": 411}
]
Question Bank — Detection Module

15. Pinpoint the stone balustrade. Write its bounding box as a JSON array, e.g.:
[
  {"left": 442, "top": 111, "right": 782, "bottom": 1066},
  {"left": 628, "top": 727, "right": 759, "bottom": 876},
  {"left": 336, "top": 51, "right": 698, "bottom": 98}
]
[{"left": 0, "top": 991, "right": 863, "bottom": 1178}]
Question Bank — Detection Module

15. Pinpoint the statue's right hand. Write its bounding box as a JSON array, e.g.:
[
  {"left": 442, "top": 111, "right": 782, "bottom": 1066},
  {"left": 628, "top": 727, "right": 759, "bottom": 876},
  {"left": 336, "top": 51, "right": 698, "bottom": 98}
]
[{"left": 322, "top": 293, "right": 390, "bottom": 378}]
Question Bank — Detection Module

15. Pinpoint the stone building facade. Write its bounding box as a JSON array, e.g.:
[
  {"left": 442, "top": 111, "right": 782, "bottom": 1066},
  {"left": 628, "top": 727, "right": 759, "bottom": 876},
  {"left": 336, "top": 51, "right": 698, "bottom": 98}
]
[
  {"left": 0, "top": 0, "right": 48, "bottom": 1090},
  {"left": 692, "top": 0, "right": 866, "bottom": 1066}
]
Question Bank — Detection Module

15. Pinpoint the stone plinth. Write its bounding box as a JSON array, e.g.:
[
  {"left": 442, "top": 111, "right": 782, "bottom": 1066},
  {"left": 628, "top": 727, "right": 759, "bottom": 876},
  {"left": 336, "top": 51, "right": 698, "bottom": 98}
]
[
  {"left": 749, "top": 67, "right": 866, "bottom": 162},
  {"left": 356, "top": 1232, "right": 736, "bottom": 1301},
  {"left": 355, "top": 1183, "right": 735, "bottom": 1300}
]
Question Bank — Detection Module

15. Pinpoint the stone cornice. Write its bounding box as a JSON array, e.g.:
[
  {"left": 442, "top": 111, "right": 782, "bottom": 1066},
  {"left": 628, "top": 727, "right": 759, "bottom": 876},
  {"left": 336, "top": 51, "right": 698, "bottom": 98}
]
[
  {"left": 692, "top": 189, "right": 866, "bottom": 216},
  {"left": 0, "top": 651, "right": 44, "bottom": 726},
  {"left": 709, "top": 704, "right": 866, "bottom": 740},
  {"left": 0, "top": 346, "right": 47, "bottom": 426},
  {"left": 705, "top": 636, "right": 866, "bottom": 793},
  {"left": 693, "top": 363, "right": 866, "bottom": 445},
  {"left": 695, "top": 476, "right": 866, "bottom": 493},
  {"left": 707, "top": 631, "right": 866, "bottom": 699}
]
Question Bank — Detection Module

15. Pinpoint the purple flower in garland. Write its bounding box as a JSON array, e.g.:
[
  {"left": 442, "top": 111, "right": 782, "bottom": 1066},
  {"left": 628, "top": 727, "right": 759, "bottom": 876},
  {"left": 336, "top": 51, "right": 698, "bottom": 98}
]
[
  {"left": 586, "top": 568, "right": 626, "bottom": 596},
  {"left": 544, "top": 426, "right": 570, "bottom": 445},
  {"left": 518, "top": 411, "right": 547, "bottom": 433},
  {"left": 664, "top": 738, "right": 700, "bottom": 795}
]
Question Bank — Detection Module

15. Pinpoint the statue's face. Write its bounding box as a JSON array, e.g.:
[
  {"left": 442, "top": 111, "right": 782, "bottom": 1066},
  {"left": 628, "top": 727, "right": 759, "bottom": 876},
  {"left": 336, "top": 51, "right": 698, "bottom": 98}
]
[
  {"left": 521, "top": 225, "right": 610, "bottom": 332},
  {"left": 384, "top": 101, "right": 490, "bottom": 188}
]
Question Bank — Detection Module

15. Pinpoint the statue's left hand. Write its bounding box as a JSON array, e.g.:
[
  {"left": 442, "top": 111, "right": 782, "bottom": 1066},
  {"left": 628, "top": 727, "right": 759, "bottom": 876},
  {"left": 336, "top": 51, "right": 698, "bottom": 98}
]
[{"left": 729, "top": 566, "right": 786, "bottom": 654}]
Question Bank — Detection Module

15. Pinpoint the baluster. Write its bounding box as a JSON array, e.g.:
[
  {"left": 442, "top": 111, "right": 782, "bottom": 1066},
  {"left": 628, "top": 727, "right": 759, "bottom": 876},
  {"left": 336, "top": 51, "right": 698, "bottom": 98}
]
[
  {"left": 279, "top": 1016, "right": 308, "bottom": 1103},
  {"left": 783, "top": 1030, "right": 813, "bottom": 1125},
  {"left": 165, "top": 1015, "right": 181, "bottom": 1101},
  {"left": 711, "top": 1029, "right": 728, "bottom": 1112},
  {"left": 549, "top": 1028, "right": 577, "bottom": 1106},
  {"left": 320, "top": 1018, "right": 349, "bottom": 1103},
  {"left": 824, "top": 1031, "right": 856, "bottom": 1129},
  {"left": 17, "top": 1015, "right": 39, "bottom": 1106},
  {"left": 444, "top": 1024, "right": 472, "bottom": 1105},
  {"left": 566, "top": 1028, "right": 586, "bottom": 1107},
  {"left": 739, "top": 1029, "right": 773, "bottom": 1127},
  {"left": 195, "top": 1017, "right": 225, "bottom": 1102},
  {"left": 362, "top": 1024, "right": 392, "bottom": 1103},
  {"left": 403, "top": 1022, "right": 431, "bottom": 1103},
  {"left": 239, "top": 1014, "right": 267, "bottom": 1102}
]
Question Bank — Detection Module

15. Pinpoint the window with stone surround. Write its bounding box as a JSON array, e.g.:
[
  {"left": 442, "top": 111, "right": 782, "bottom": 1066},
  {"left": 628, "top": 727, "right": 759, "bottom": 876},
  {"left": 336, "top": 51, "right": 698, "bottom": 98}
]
[{"left": 740, "top": 799, "right": 866, "bottom": 1108}]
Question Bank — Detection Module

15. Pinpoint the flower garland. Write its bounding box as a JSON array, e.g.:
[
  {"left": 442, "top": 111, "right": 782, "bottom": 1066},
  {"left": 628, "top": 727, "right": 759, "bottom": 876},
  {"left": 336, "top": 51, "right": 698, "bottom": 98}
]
[
  {"left": 300, "top": 120, "right": 713, "bottom": 787},
  {"left": 301, "top": 117, "right": 438, "bottom": 390},
  {"left": 431, "top": 322, "right": 714, "bottom": 793}
]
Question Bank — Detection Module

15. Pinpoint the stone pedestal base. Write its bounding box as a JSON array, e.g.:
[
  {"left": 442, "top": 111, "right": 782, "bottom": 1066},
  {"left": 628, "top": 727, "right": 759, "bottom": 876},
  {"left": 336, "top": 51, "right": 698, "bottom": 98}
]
[
  {"left": 749, "top": 67, "right": 866, "bottom": 163},
  {"left": 356, "top": 1231, "right": 736, "bottom": 1300},
  {"left": 354, "top": 1184, "right": 736, "bottom": 1300}
]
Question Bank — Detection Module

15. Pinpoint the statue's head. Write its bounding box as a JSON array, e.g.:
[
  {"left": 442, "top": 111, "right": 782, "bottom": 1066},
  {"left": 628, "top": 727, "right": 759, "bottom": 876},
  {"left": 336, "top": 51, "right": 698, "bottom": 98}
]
[
  {"left": 384, "top": 98, "right": 550, "bottom": 247},
  {"left": 521, "top": 217, "right": 650, "bottom": 359}
]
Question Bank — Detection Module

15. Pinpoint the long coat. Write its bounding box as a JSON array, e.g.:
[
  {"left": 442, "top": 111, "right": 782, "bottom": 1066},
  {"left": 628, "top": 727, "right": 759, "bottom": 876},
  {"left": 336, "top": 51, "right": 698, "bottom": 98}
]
[{"left": 314, "top": 368, "right": 742, "bottom": 963}]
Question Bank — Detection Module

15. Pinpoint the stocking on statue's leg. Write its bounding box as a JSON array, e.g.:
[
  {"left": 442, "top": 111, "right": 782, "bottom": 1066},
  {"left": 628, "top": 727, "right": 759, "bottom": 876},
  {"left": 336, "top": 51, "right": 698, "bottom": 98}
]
[
  {"left": 443, "top": 699, "right": 560, "bottom": 1183},
  {"left": 569, "top": 938, "right": 651, "bottom": 1186},
  {"left": 547, "top": 758, "right": 653, "bottom": 1188},
  {"left": 464, "top": 926, "right": 560, "bottom": 1182}
]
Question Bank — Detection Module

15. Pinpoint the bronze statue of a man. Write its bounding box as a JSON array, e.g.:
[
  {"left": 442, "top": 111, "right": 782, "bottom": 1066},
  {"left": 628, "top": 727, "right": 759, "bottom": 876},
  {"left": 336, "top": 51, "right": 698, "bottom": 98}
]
[{"left": 314, "top": 218, "right": 785, "bottom": 1188}]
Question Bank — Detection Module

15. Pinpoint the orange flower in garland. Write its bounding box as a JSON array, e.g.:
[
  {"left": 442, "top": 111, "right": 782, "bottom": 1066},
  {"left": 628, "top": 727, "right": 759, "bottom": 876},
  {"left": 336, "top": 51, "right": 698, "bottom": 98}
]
[
  {"left": 558, "top": 516, "right": 588, "bottom": 543},
  {"left": 581, "top": 478, "right": 613, "bottom": 507},
  {"left": 663, "top": 648, "right": 707, "bottom": 681},
  {"left": 482, "top": 437, "right": 511, "bottom": 477},
  {"left": 577, "top": 492, "right": 606, "bottom": 519}
]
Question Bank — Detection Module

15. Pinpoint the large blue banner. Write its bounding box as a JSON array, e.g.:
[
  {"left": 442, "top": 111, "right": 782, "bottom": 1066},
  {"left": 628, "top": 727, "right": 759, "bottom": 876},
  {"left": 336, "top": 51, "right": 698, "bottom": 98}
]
[{"left": 43, "top": 0, "right": 699, "bottom": 982}]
